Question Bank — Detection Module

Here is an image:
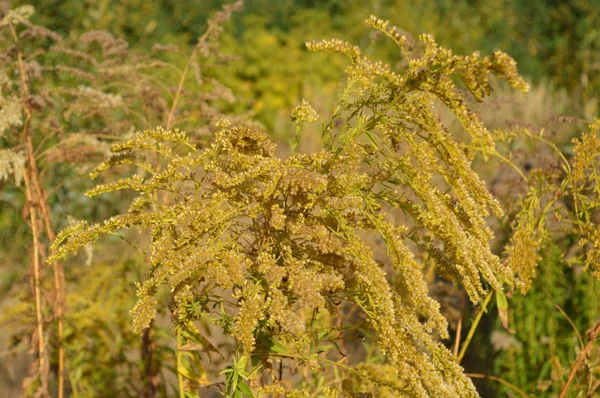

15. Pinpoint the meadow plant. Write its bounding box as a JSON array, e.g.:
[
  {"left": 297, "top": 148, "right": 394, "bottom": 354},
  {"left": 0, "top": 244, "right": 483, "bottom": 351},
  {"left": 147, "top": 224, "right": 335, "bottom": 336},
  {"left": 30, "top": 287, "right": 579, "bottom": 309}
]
[
  {"left": 48, "top": 15, "right": 552, "bottom": 398},
  {"left": 0, "top": 2, "right": 242, "bottom": 396},
  {"left": 3, "top": 1, "right": 599, "bottom": 397},
  {"left": 475, "top": 117, "right": 600, "bottom": 397}
]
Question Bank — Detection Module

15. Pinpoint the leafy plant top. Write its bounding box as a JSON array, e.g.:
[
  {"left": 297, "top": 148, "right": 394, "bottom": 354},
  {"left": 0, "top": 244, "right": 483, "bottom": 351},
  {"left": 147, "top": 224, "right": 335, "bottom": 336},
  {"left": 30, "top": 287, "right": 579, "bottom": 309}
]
[{"left": 50, "top": 15, "right": 532, "bottom": 398}]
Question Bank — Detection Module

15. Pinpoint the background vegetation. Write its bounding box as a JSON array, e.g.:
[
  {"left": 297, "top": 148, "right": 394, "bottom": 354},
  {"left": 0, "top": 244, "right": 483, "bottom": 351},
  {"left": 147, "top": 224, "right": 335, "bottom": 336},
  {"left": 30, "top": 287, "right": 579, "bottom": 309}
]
[{"left": 1, "top": 0, "right": 599, "bottom": 397}]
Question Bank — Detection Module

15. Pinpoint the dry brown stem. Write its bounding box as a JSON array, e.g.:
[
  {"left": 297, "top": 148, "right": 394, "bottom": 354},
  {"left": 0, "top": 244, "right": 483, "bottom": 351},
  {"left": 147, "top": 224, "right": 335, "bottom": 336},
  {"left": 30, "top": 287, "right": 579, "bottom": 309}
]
[
  {"left": 10, "top": 19, "right": 65, "bottom": 398},
  {"left": 559, "top": 319, "right": 600, "bottom": 398}
]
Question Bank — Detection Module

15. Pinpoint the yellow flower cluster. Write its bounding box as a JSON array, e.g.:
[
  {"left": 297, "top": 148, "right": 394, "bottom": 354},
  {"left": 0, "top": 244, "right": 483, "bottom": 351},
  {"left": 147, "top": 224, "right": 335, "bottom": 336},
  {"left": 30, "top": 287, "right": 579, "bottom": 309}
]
[{"left": 50, "top": 15, "right": 541, "bottom": 397}]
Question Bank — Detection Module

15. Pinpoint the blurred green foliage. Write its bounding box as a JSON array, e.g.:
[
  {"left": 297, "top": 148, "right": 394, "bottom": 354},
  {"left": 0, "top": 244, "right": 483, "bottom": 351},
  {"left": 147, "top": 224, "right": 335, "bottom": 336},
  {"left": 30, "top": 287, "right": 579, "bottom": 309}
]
[
  {"left": 18, "top": 0, "right": 600, "bottom": 130},
  {"left": 492, "top": 243, "right": 600, "bottom": 396}
]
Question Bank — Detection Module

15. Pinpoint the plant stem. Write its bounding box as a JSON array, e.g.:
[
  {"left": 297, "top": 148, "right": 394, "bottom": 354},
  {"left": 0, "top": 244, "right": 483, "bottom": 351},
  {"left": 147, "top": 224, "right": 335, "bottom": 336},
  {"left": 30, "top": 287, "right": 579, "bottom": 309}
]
[
  {"left": 165, "top": 18, "right": 216, "bottom": 130},
  {"left": 453, "top": 291, "right": 466, "bottom": 358},
  {"left": 142, "top": 322, "right": 158, "bottom": 398},
  {"left": 11, "top": 21, "right": 53, "bottom": 397},
  {"left": 23, "top": 167, "right": 48, "bottom": 395},
  {"left": 27, "top": 133, "right": 66, "bottom": 398},
  {"left": 177, "top": 329, "right": 185, "bottom": 398},
  {"left": 458, "top": 291, "right": 494, "bottom": 363},
  {"left": 466, "top": 373, "right": 530, "bottom": 398},
  {"left": 559, "top": 319, "right": 600, "bottom": 398}
]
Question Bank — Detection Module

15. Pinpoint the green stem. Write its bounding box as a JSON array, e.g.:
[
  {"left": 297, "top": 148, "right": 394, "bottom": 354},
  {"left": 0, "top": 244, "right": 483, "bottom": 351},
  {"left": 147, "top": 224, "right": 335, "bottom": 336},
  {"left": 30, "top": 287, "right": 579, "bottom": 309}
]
[
  {"left": 177, "top": 329, "right": 185, "bottom": 398},
  {"left": 466, "top": 373, "right": 530, "bottom": 398},
  {"left": 458, "top": 291, "right": 494, "bottom": 363}
]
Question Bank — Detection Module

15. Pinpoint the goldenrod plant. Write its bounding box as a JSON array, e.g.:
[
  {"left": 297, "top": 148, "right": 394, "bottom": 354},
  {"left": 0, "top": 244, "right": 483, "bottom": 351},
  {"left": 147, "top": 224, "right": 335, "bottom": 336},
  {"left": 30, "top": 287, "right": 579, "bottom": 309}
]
[
  {"left": 2, "top": 1, "right": 600, "bottom": 397},
  {"left": 0, "top": 2, "right": 242, "bottom": 396},
  {"left": 472, "top": 117, "right": 600, "bottom": 397},
  {"left": 48, "top": 14, "right": 578, "bottom": 397}
]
